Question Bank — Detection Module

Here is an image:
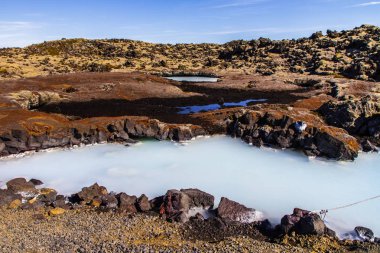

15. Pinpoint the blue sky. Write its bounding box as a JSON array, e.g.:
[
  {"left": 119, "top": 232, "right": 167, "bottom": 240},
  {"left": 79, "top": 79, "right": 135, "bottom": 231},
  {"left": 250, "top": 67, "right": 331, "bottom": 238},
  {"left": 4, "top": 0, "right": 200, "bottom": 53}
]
[{"left": 1, "top": 0, "right": 380, "bottom": 47}]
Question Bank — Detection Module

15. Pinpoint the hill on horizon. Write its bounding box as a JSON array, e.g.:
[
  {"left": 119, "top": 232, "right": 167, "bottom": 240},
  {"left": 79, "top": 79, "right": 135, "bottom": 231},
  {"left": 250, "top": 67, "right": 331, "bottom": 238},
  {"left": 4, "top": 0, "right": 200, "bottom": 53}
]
[{"left": 0, "top": 24, "right": 379, "bottom": 81}]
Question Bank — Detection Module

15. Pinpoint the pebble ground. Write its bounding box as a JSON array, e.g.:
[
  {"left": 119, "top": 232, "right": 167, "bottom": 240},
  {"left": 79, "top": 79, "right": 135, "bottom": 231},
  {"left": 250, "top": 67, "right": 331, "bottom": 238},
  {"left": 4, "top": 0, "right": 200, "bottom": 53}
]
[{"left": 0, "top": 208, "right": 306, "bottom": 253}]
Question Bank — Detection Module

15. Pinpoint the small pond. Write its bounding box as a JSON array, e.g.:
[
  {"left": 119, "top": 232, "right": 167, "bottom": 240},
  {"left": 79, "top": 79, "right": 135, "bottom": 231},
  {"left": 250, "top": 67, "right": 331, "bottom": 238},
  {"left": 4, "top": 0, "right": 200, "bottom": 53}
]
[
  {"left": 177, "top": 99, "right": 267, "bottom": 114},
  {"left": 165, "top": 76, "right": 219, "bottom": 82}
]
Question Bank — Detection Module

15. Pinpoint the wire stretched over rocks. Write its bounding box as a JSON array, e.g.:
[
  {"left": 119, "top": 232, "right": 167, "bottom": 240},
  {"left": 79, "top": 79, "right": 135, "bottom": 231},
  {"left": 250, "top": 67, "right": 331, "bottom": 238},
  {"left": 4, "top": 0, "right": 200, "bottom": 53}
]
[{"left": 312, "top": 195, "right": 380, "bottom": 220}]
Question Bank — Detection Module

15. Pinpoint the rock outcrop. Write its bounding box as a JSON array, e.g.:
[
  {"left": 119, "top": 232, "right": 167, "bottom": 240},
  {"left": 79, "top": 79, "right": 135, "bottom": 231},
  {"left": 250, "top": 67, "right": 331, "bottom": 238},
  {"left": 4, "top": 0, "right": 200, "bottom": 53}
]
[
  {"left": 227, "top": 108, "right": 360, "bottom": 160},
  {"left": 355, "top": 226, "right": 375, "bottom": 242},
  {"left": 280, "top": 208, "right": 336, "bottom": 237},
  {"left": 116, "top": 193, "right": 138, "bottom": 213},
  {"left": 318, "top": 95, "right": 380, "bottom": 136},
  {"left": 217, "top": 197, "right": 263, "bottom": 223},
  {"left": 0, "top": 116, "right": 206, "bottom": 157},
  {"left": 158, "top": 189, "right": 215, "bottom": 223}
]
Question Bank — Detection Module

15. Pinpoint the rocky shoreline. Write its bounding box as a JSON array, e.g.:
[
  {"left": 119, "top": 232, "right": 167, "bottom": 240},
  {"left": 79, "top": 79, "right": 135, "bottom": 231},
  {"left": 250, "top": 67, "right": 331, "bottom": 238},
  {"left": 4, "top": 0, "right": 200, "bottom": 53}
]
[
  {"left": 1, "top": 95, "right": 378, "bottom": 161},
  {"left": 0, "top": 72, "right": 378, "bottom": 161},
  {"left": 1, "top": 177, "right": 380, "bottom": 252}
]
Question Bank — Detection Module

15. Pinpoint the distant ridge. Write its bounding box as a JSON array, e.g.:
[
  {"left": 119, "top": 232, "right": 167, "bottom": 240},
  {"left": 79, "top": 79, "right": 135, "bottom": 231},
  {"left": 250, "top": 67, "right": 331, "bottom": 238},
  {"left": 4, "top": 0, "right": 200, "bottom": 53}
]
[{"left": 0, "top": 25, "right": 379, "bottom": 81}]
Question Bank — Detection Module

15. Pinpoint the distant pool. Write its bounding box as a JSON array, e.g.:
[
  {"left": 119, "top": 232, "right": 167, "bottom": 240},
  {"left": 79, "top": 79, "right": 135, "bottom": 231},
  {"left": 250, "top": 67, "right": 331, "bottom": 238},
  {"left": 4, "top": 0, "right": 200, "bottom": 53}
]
[
  {"left": 0, "top": 136, "right": 379, "bottom": 239},
  {"left": 165, "top": 76, "right": 218, "bottom": 82},
  {"left": 178, "top": 99, "right": 267, "bottom": 114}
]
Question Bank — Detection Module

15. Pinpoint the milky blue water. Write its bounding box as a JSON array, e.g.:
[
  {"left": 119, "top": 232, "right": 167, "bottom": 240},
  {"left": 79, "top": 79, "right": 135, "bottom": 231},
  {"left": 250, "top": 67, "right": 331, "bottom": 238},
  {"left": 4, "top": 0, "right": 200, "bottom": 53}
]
[
  {"left": 178, "top": 99, "right": 267, "bottom": 114},
  {"left": 0, "top": 136, "right": 379, "bottom": 238},
  {"left": 165, "top": 76, "right": 218, "bottom": 82}
]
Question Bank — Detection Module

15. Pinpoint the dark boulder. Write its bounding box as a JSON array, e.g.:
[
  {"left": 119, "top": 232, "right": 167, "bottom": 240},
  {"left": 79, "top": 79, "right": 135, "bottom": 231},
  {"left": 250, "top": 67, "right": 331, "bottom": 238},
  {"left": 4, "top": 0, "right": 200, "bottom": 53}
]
[
  {"left": 160, "top": 190, "right": 191, "bottom": 222},
  {"left": 180, "top": 188, "right": 214, "bottom": 208},
  {"left": 53, "top": 195, "right": 69, "bottom": 209},
  {"left": 149, "top": 195, "right": 164, "bottom": 212},
  {"left": 314, "top": 131, "right": 357, "bottom": 160},
  {"left": 159, "top": 189, "right": 215, "bottom": 223},
  {"left": 295, "top": 213, "right": 326, "bottom": 235},
  {"left": 318, "top": 96, "right": 380, "bottom": 136},
  {"left": 29, "top": 179, "right": 44, "bottom": 186},
  {"left": 0, "top": 141, "right": 5, "bottom": 153},
  {"left": 116, "top": 193, "right": 137, "bottom": 213},
  {"left": 0, "top": 189, "right": 22, "bottom": 207},
  {"left": 20, "top": 200, "right": 45, "bottom": 210},
  {"left": 6, "top": 178, "right": 36, "bottom": 193},
  {"left": 37, "top": 188, "right": 57, "bottom": 205},
  {"left": 361, "top": 139, "right": 378, "bottom": 152},
  {"left": 74, "top": 183, "right": 108, "bottom": 204},
  {"left": 355, "top": 226, "right": 375, "bottom": 241},
  {"left": 280, "top": 208, "right": 336, "bottom": 237},
  {"left": 136, "top": 194, "right": 151, "bottom": 212},
  {"left": 217, "top": 197, "right": 261, "bottom": 223},
  {"left": 101, "top": 194, "right": 118, "bottom": 209}
]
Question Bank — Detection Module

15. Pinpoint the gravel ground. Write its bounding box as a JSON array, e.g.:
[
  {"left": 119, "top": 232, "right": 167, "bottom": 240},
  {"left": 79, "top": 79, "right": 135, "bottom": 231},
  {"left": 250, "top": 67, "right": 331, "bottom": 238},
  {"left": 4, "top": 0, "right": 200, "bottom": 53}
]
[{"left": 0, "top": 208, "right": 306, "bottom": 253}]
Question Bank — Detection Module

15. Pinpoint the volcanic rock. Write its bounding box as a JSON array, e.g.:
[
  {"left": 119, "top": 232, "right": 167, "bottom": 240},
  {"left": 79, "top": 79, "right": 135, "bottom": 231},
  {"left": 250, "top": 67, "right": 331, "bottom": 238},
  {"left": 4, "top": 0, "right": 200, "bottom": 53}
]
[
  {"left": 318, "top": 96, "right": 380, "bottom": 136},
  {"left": 101, "top": 194, "right": 118, "bottom": 209},
  {"left": 37, "top": 188, "right": 57, "bottom": 205},
  {"left": 117, "top": 193, "right": 137, "bottom": 213},
  {"left": 0, "top": 189, "right": 22, "bottom": 207},
  {"left": 217, "top": 197, "right": 261, "bottom": 223},
  {"left": 355, "top": 226, "right": 375, "bottom": 241},
  {"left": 74, "top": 183, "right": 108, "bottom": 204},
  {"left": 29, "top": 179, "right": 44, "bottom": 186},
  {"left": 180, "top": 188, "right": 214, "bottom": 209},
  {"left": 280, "top": 208, "right": 336, "bottom": 237},
  {"left": 295, "top": 213, "right": 326, "bottom": 236},
  {"left": 160, "top": 190, "right": 191, "bottom": 222},
  {"left": 136, "top": 194, "right": 151, "bottom": 212},
  {"left": 53, "top": 195, "right": 68, "bottom": 209},
  {"left": 229, "top": 109, "right": 359, "bottom": 160},
  {"left": 6, "top": 178, "right": 36, "bottom": 194},
  {"left": 361, "top": 139, "right": 378, "bottom": 152}
]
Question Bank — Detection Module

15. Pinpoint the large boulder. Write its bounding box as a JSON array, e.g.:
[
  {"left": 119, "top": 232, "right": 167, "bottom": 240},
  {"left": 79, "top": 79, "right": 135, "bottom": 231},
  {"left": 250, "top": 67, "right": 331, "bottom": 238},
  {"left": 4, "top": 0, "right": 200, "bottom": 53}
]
[
  {"left": 180, "top": 188, "right": 214, "bottom": 209},
  {"left": 159, "top": 189, "right": 214, "bottom": 223},
  {"left": 0, "top": 189, "right": 22, "bottom": 207},
  {"left": 217, "top": 197, "right": 262, "bottom": 223},
  {"left": 53, "top": 195, "right": 69, "bottom": 209},
  {"left": 295, "top": 213, "right": 326, "bottom": 235},
  {"left": 136, "top": 194, "right": 151, "bottom": 212},
  {"left": 101, "top": 194, "right": 118, "bottom": 209},
  {"left": 29, "top": 179, "right": 44, "bottom": 186},
  {"left": 313, "top": 131, "right": 358, "bottom": 160},
  {"left": 73, "top": 183, "right": 108, "bottom": 204},
  {"left": 160, "top": 190, "right": 191, "bottom": 222},
  {"left": 6, "top": 178, "right": 36, "bottom": 194},
  {"left": 280, "top": 208, "right": 336, "bottom": 237},
  {"left": 361, "top": 139, "right": 378, "bottom": 152},
  {"left": 355, "top": 226, "right": 375, "bottom": 242},
  {"left": 116, "top": 193, "right": 137, "bottom": 213},
  {"left": 318, "top": 96, "right": 380, "bottom": 136},
  {"left": 37, "top": 188, "right": 57, "bottom": 206}
]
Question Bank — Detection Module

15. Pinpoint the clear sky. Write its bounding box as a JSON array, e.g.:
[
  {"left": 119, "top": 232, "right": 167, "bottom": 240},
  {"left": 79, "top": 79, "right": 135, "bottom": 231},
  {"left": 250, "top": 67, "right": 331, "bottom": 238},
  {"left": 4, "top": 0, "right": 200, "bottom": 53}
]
[{"left": 1, "top": 0, "right": 380, "bottom": 47}]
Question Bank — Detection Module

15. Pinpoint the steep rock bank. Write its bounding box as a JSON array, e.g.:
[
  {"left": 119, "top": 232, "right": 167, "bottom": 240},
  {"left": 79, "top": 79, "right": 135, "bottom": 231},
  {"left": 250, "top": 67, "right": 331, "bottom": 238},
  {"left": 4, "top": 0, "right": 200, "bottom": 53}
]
[
  {"left": 0, "top": 71, "right": 376, "bottom": 160},
  {"left": 318, "top": 96, "right": 380, "bottom": 147},
  {"left": 0, "top": 115, "right": 205, "bottom": 156},
  {"left": 227, "top": 108, "right": 360, "bottom": 160}
]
